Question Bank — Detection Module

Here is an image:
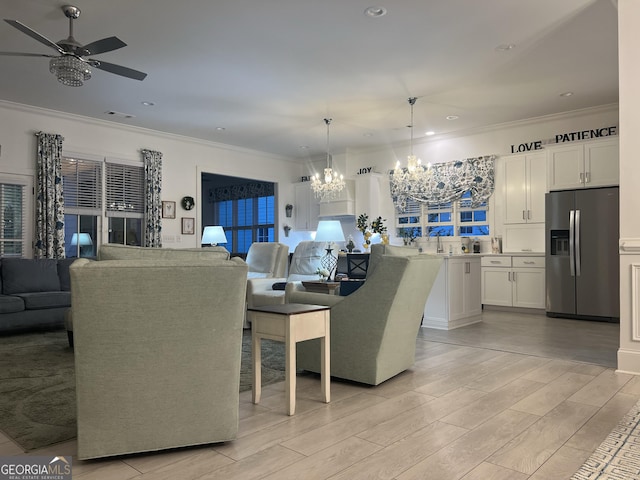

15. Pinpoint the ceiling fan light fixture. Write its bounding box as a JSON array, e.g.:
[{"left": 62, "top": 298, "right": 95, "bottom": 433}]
[{"left": 49, "top": 55, "right": 91, "bottom": 86}]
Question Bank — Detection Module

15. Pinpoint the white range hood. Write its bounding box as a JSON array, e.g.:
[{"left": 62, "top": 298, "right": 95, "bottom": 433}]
[{"left": 318, "top": 179, "right": 355, "bottom": 217}]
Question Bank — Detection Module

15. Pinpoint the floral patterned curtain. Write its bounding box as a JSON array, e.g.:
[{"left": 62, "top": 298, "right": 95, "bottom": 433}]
[
  {"left": 34, "top": 132, "right": 65, "bottom": 259},
  {"left": 390, "top": 155, "right": 495, "bottom": 212},
  {"left": 142, "top": 149, "right": 163, "bottom": 247}
]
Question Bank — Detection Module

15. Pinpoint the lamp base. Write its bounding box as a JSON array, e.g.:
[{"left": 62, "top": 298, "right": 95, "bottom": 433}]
[{"left": 321, "top": 246, "right": 338, "bottom": 281}]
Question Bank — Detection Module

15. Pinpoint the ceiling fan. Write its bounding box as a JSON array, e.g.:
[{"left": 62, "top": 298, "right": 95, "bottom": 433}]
[{"left": 1, "top": 5, "right": 147, "bottom": 86}]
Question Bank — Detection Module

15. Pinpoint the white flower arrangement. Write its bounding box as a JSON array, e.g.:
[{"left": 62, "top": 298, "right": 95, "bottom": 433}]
[{"left": 316, "top": 268, "right": 330, "bottom": 280}]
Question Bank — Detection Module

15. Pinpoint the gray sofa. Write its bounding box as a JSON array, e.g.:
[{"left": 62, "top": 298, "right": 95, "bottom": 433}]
[{"left": 0, "top": 257, "right": 75, "bottom": 334}]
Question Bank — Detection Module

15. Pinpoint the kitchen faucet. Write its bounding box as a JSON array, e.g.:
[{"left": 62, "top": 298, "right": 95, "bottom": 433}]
[{"left": 436, "top": 232, "right": 444, "bottom": 254}]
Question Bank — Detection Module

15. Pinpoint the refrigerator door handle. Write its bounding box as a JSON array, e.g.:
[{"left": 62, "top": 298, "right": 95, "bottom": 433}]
[
  {"left": 569, "top": 209, "right": 576, "bottom": 277},
  {"left": 575, "top": 209, "right": 581, "bottom": 276}
]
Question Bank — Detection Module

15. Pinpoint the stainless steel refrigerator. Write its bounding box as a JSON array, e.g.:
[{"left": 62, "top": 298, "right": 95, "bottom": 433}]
[{"left": 545, "top": 187, "right": 619, "bottom": 321}]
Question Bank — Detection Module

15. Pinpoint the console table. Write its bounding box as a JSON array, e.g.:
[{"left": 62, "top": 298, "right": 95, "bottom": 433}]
[{"left": 247, "top": 303, "right": 331, "bottom": 415}]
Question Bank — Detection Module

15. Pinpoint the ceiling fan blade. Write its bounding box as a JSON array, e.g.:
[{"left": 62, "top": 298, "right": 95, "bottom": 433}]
[
  {"left": 0, "top": 51, "right": 55, "bottom": 58},
  {"left": 4, "top": 19, "right": 64, "bottom": 54},
  {"left": 79, "top": 36, "right": 126, "bottom": 56},
  {"left": 92, "top": 60, "right": 147, "bottom": 81}
]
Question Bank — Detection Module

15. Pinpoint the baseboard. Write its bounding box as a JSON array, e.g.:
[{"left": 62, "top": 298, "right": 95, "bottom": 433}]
[
  {"left": 617, "top": 348, "right": 640, "bottom": 375},
  {"left": 482, "top": 305, "right": 546, "bottom": 315}
]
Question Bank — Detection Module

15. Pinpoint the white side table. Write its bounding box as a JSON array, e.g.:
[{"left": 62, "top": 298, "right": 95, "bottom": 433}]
[{"left": 248, "top": 303, "right": 330, "bottom": 415}]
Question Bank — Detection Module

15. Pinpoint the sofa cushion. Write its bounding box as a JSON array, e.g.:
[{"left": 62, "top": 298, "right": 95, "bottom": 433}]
[
  {"left": 0, "top": 294, "right": 25, "bottom": 314},
  {"left": 2, "top": 258, "right": 61, "bottom": 294},
  {"left": 14, "top": 291, "right": 71, "bottom": 310}
]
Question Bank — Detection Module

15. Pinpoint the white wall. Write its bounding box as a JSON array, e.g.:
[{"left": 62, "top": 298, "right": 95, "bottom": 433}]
[
  {"left": 617, "top": 0, "right": 640, "bottom": 374},
  {"left": 0, "top": 100, "right": 303, "bottom": 253}
]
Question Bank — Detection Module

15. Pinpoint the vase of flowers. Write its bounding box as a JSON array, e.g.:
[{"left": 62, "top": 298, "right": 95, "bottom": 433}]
[
  {"left": 357, "top": 213, "right": 371, "bottom": 250},
  {"left": 316, "top": 267, "right": 330, "bottom": 281},
  {"left": 371, "top": 216, "right": 387, "bottom": 244}
]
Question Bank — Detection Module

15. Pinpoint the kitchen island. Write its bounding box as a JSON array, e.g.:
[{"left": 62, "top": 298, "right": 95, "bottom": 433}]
[{"left": 422, "top": 254, "right": 482, "bottom": 330}]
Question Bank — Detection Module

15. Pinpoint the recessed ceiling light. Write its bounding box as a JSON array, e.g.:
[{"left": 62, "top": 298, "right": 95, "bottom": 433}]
[
  {"left": 364, "top": 6, "right": 387, "bottom": 17},
  {"left": 299, "top": 145, "right": 310, "bottom": 150},
  {"left": 215, "top": 127, "right": 226, "bottom": 131},
  {"left": 363, "top": 132, "right": 374, "bottom": 137},
  {"left": 446, "top": 115, "right": 459, "bottom": 121},
  {"left": 425, "top": 131, "right": 435, "bottom": 136},
  {"left": 141, "top": 101, "right": 155, "bottom": 107},
  {"left": 559, "top": 91, "right": 574, "bottom": 97},
  {"left": 495, "top": 43, "right": 516, "bottom": 52}
]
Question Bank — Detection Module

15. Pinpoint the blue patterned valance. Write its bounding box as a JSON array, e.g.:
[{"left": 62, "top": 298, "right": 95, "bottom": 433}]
[
  {"left": 209, "top": 181, "right": 275, "bottom": 203},
  {"left": 390, "top": 155, "right": 495, "bottom": 212}
]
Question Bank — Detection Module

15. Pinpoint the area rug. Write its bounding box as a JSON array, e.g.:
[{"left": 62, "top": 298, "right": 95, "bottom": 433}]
[
  {"left": 572, "top": 399, "right": 640, "bottom": 479},
  {"left": 0, "top": 329, "right": 285, "bottom": 452}
]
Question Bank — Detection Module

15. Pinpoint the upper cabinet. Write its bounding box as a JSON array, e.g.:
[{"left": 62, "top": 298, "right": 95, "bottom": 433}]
[
  {"left": 503, "top": 152, "right": 547, "bottom": 224},
  {"left": 547, "top": 138, "right": 619, "bottom": 191},
  {"left": 293, "top": 182, "right": 319, "bottom": 231}
]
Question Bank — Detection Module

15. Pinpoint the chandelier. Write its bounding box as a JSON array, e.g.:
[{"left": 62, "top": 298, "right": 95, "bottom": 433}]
[
  {"left": 49, "top": 56, "right": 92, "bottom": 87},
  {"left": 311, "top": 118, "right": 345, "bottom": 200},
  {"left": 390, "top": 97, "right": 432, "bottom": 209}
]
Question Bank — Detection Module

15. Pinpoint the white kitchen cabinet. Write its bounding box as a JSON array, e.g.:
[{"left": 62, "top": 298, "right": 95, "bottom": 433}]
[
  {"left": 355, "top": 173, "right": 395, "bottom": 226},
  {"left": 423, "top": 256, "right": 482, "bottom": 330},
  {"left": 503, "top": 152, "right": 546, "bottom": 224},
  {"left": 481, "top": 255, "right": 545, "bottom": 309},
  {"left": 293, "top": 182, "right": 319, "bottom": 231},
  {"left": 547, "top": 138, "right": 619, "bottom": 191}
]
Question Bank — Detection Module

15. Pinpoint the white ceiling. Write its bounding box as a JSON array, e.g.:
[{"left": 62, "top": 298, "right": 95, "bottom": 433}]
[{"left": 0, "top": 0, "right": 619, "bottom": 160}]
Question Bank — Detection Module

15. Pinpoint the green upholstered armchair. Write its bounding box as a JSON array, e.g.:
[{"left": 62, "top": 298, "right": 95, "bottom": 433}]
[
  {"left": 70, "top": 254, "right": 248, "bottom": 460},
  {"left": 285, "top": 252, "right": 442, "bottom": 385}
]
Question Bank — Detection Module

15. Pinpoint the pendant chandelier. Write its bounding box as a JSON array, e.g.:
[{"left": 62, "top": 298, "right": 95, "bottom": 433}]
[
  {"left": 390, "top": 97, "right": 432, "bottom": 206},
  {"left": 311, "top": 118, "right": 345, "bottom": 200}
]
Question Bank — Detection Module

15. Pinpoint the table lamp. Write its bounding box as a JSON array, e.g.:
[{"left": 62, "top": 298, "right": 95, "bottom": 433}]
[
  {"left": 314, "top": 220, "right": 345, "bottom": 281},
  {"left": 201, "top": 225, "right": 227, "bottom": 246},
  {"left": 71, "top": 233, "right": 93, "bottom": 257}
]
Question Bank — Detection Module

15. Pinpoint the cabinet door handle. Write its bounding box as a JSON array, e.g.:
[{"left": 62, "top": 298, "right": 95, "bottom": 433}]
[
  {"left": 513, "top": 272, "right": 516, "bottom": 282},
  {"left": 579, "top": 172, "right": 584, "bottom": 184},
  {"left": 508, "top": 272, "right": 511, "bottom": 281},
  {"left": 490, "top": 260, "right": 501, "bottom": 264},
  {"left": 465, "top": 262, "right": 470, "bottom": 274},
  {"left": 524, "top": 261, "right": 535, "bottom": 265},
  {"left": 527, "top": 210, "right": 531, "bottom": 220},
  {"left": 522, "top": 210, "right": 526, "bottom": 220},
  {"left": 585, "top": 171, "right": 591, "bottom": 183}
]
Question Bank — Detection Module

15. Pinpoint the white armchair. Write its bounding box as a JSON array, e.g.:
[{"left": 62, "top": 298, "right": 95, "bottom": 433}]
[
  {"left": 245, "top": 242, "right": 289, "bottom": 279},
  {"left": 246, "top": 241, "right": 325, "bottom": 309}
]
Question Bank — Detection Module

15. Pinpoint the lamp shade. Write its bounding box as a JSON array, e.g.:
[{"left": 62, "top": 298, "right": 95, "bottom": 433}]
[
  {"left": 71, "top": 233, "right": 93, "bottom": 246},
  {"left": 201, "top": 226, "right": 227, "bottom": 245},
  {"left": 314, "top": 220, "right": 345, "bottom": 243}
]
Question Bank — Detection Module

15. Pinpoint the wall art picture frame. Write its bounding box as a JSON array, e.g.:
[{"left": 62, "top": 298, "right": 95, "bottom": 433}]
[
  {"left": 162, "top": 201, "right": 176, "bottom": 219},
  {"left": 181, "top": 217, "right": 195, "bottom": 235}
]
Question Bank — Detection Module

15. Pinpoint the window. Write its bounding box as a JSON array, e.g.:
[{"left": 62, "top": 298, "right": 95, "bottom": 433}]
[
  {"left": 395, "top": 190, "right": 489, "bottom": 240},
  {"left": 105, "top": 161, "right": 144, "bottom": 246},
  {"left": 0, "top": 179, "right": 27, "bottom": 257},
  {"left": 62, "top": 157, "right": 102, "bottom": 257},
  {"left": 215, "top": 195, "right": 275, "bottom": 254},
  {"left": 62, "top": 156, "right": 145, "bottom": 255}
]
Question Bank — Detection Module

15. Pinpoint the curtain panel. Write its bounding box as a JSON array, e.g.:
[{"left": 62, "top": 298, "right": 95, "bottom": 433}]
[
  {"left": 34, "top": 132, "right": 65, "bottom": 259},
  {"left": 142, "top": 149, "right": 163, "bottom": 247},
  {"left": 390, "top": 155, "right": 496, "bottom": 212}
]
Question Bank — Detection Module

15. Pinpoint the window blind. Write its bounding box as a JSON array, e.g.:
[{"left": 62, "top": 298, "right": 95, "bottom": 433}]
[
  {"left": 0, "top": 182, "right": 26, "bottom": 256},
  {"left": 61, "top": 157, "right": 102, "bottom": 215},
  {"left": 105, "top": 162, "right": 144, "bottom": 217}
]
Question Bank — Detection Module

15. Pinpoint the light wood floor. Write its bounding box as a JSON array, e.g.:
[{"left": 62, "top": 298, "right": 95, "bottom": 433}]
[{"left": 1, "top": 309, "right": 635, "bottom": 480}]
